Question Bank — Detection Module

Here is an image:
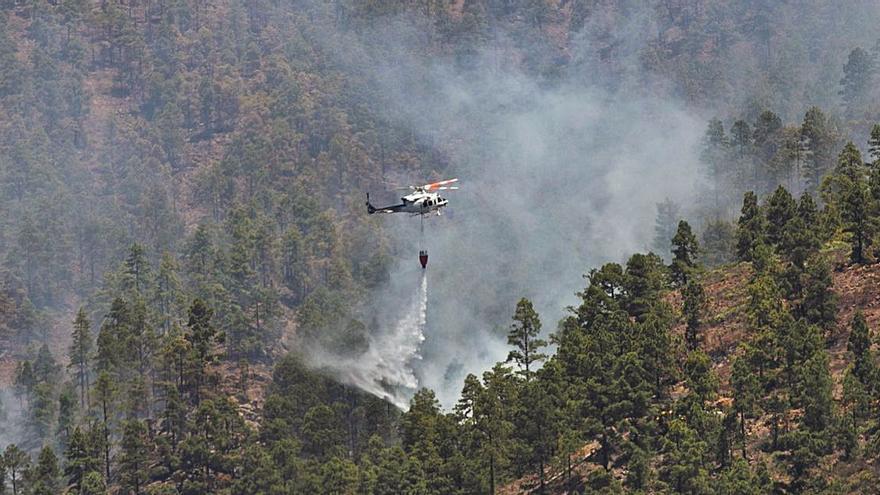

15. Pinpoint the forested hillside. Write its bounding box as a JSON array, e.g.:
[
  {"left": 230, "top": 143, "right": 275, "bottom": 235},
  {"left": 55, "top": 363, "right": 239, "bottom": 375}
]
[{"left": 3, "top": 0, "right": 880, "bottom": 493}]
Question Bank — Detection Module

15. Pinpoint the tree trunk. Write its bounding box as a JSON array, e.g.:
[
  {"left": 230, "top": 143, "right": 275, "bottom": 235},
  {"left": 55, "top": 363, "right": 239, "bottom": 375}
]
[
  {"left": 601, "top": 430, "right": 610, "bottom": 470},
  {"left": 567, "top": 452, "right": 572, "bottom": 483},
  {"left": 103, "top": 400, "right": 111, "bottom": 479},
  {"left": 539, "top": 456, "right": 545, "bottom": 493},
  {"left": 489, "top": 454, "right": 495, "bottom": 495}
]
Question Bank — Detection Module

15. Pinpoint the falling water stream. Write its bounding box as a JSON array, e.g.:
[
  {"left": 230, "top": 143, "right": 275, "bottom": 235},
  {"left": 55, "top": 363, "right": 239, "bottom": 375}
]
[{"left": 317, "top": 271, "right": 428, "bottom": 409}]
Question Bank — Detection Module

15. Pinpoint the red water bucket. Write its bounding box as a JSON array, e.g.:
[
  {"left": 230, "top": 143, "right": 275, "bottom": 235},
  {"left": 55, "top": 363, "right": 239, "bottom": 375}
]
[{"left": 419, "top": 250, "right": 428, "bottom": 269}]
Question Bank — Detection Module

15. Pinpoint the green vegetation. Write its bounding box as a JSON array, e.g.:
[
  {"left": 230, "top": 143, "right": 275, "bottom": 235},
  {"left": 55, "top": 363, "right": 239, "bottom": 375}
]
[{"left": 3, "top": 1, "right": 880, "bottom": 494}]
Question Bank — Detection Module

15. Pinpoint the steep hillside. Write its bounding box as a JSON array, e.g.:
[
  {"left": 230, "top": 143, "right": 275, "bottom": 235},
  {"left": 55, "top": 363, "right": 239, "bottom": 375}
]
[
  {"left": 5, "top": 1, "right": 880, "bottom": 494},
  {"left": 495, "top": 247, "right": 880, "bottom": 494}
]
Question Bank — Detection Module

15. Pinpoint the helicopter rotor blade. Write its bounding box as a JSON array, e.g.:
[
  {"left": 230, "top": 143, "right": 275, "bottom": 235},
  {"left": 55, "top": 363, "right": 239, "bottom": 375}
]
[{"left": 423, "top": 178, "right": 459, "bottom": 191}]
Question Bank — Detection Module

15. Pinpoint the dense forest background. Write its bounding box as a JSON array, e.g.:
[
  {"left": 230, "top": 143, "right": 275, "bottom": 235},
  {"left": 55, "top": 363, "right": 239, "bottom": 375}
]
[{"left": 3, "top": 0, "right": 880, "bottom": 493}]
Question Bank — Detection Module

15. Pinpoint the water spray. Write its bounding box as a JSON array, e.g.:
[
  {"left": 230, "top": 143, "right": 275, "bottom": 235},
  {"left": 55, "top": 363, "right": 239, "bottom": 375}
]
[
  {"left": 309, "top": 270, "right": 429, "bottom": 409},
  {"left": 419, "top": 214, "right": 428, "bottom": 268}
]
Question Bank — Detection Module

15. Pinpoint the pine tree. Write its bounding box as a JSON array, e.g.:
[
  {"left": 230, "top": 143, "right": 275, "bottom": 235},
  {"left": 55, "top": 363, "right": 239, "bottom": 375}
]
[
  {"left": 658, "top": 419, "right": 710, "bottom": 494},
  {"left": 400, "top": 389, "right": 443, "bottom": 464},
  {"left": 123, "top": 243, "right": 150, "bottom": 294},
  {"left": 869, "top": 123, "right": 880, "bottom": 164},
  {"left": 118, "top": 419, "right": 149, "bottom": 494},
  {"left": 454, "top": 374, "right": 485, "bottom": 473},
  {"left": 506, "top": 298, "right": 546, "bottom": 380},
  {"left": 753, "top": 110, "right": 783, "bottom": 164},
  {"left": 125, "top": 298, "right": 158, "bottom": 390},
  {"left": 95, "top": 297, "right": 130, "bottom": 374},
  {"left": 766, "top": 185, "right": 796, "bottom": 247},
  {"left": 774, "top": 126, "right": 810, "bottom": 193},
  {"left": 847, "top": 310, "right": 875, "bottom": 387},
  {"left": 69, "top": 307, "right": 92, "bottom": 409},
  {"left": 573, "top": 262, "right": 627, "bottom": 328},
  {"left": 870, "top": 153, "right": 880, "bottom": 213},
  {"left": 797, "top": 191, "right": 819, "bottom": 225},
  {"left": 842, "top": 369, "right": 871, "bottom": 426},
  {"left": 671, "top": 220, "right": 699, "bottom": 286},
  {"left": 683, "top": 350, "right": 718, "bottom": 402},
  {"left": 799, "top": 352, "right": 834, "bottom": 433},
  {"left": 93, "top": 371, "right": 115, "bottom": 480},
  {"left": 780, "top": 193, "right": 821, "bottom": 274},
  {"left": 29, "top": 381, "right": 57, "bottom": 443},
  {"left": 701, "top": 219, "right": 736, "bottom": 266},
  {"left": 796, "top": 257, "right": 837, "bottom": 331},
  {"left": 33, "top": 343, "right": 60, "bottom": 383},
  {"left": 747, "top": 274, "right": 783, "bottom": 330},
  {"left": 835, "top": 412, "right": 858, "bottom": 461},
  {"left": 185, "top": 298, "right": 221, "bottom": 404},
  {"left": 185, "top": 223, "right": 214, "bottom": 279},
  {"left": 281, "top": 227, "right": 306, "bottom": 301},
  {"left": 701, "top": 118, "right": 728, "bottom": 212},
  {"left": 682, "top": 280, "right": 708, "bottom": 351},
  {"left": 455, "top": 364, "right": 513, "bottom": 495},
  {"left": 57, "top": 387, "right": 76, "bottom": 445},
  {"left": 186, "top": 298, "right": 217, "bottom": 363},
  {"left": 32, "top": 446, "right": 61, "bottom": 494},
  {"left": 64, "top": 426, "right": 101, "bottom": 491},
  {"left": 765, "top": 390, "right": 790, "bottom": 452},
  {"left": 624, "top": 253, "right": 667, "bottom": 322},
  {"left": 730, "top": 356, "right": 760, "bottom": 459},
  {"left": 518, "top": 378, "right": 557, "bottom": 491},
  {"left": 777, "top": 318, "right": 825, "bottom": 393},
  {"left": 736, "top": 192, "right": 765, "bottom": 261},
  {"left": 839, "top": 149, "right": 874, "bottom": 264},
  {"left": 4, "top": 444, "right": 29, "bottom": 495},
  {"left": 636, "top": 305, "right": 677, "bottom": 397},
  {"left": 152, "top": 252, "right": 182, "bottom": 335},
  {"left": 801, "top": 107, "right": 837, "bottom": 193},
  {"left": 840, "top": 47, "right": 875, "bottom": 117},
  {"left": 781, "top": 216, "right": 818, "bottom": 271},
  {"left": 13, "top": 360, "right": 35, "bottom": 409},
  {"left": 79, "top": 472, "right": 107, "bottom": 495},
  {"left": 716, "top": 458, "right": 771, "bottom": 495},
  {"left": 229, "top": 444, "right": 284, "bottom": 495},
  {"left": 731, "top": 120, "right": 752, "bottom": 158},
  {"left": 374, "top": 446, "right": 424, "bottom": 495},
  {"left": 301, "top": 404, "right": 344, "bottom": 459},
  {"left": 653, "top": 198, "right": 680, "bottom": 258}
]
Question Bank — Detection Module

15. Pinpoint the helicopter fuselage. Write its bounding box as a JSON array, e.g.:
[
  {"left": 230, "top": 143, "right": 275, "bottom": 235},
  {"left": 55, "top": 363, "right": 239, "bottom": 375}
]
[{"left": 366, "top": 190, "right": 448, "bottom": 216}]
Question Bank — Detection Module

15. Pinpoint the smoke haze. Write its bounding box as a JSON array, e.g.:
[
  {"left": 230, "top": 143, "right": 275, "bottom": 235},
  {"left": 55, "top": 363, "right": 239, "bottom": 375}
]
[{"left": 298, "top": 6, "right": 706, "bottom": 407}]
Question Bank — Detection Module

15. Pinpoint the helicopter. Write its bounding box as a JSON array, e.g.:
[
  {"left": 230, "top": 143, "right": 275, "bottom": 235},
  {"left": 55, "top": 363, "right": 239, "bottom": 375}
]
[{"left": 366, "top": 178, "right": 459, "bottom": 217}]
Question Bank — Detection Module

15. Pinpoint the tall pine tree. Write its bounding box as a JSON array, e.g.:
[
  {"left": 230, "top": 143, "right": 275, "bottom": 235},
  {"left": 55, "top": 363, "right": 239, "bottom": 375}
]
[{"left": 506, "top": 298, "right": 546, "bottom": 380}]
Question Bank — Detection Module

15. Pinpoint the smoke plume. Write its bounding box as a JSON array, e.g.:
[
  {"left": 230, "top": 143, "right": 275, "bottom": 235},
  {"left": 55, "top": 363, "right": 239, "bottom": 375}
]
[
  {"left": 297, "top": 2, "right": 880, "bottom": 407},
  {"left": 306, "top": 271, "right": 428, "bottom": 409}
]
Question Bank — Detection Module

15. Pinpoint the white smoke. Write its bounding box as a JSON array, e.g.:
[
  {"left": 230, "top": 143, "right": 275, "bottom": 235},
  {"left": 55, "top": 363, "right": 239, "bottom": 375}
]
[
  {"left": 301, "top": 6, "right": 704, "bottom": 408},
  {"left": 307, "top": 271, "right": 428, "bottom": 409}
]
